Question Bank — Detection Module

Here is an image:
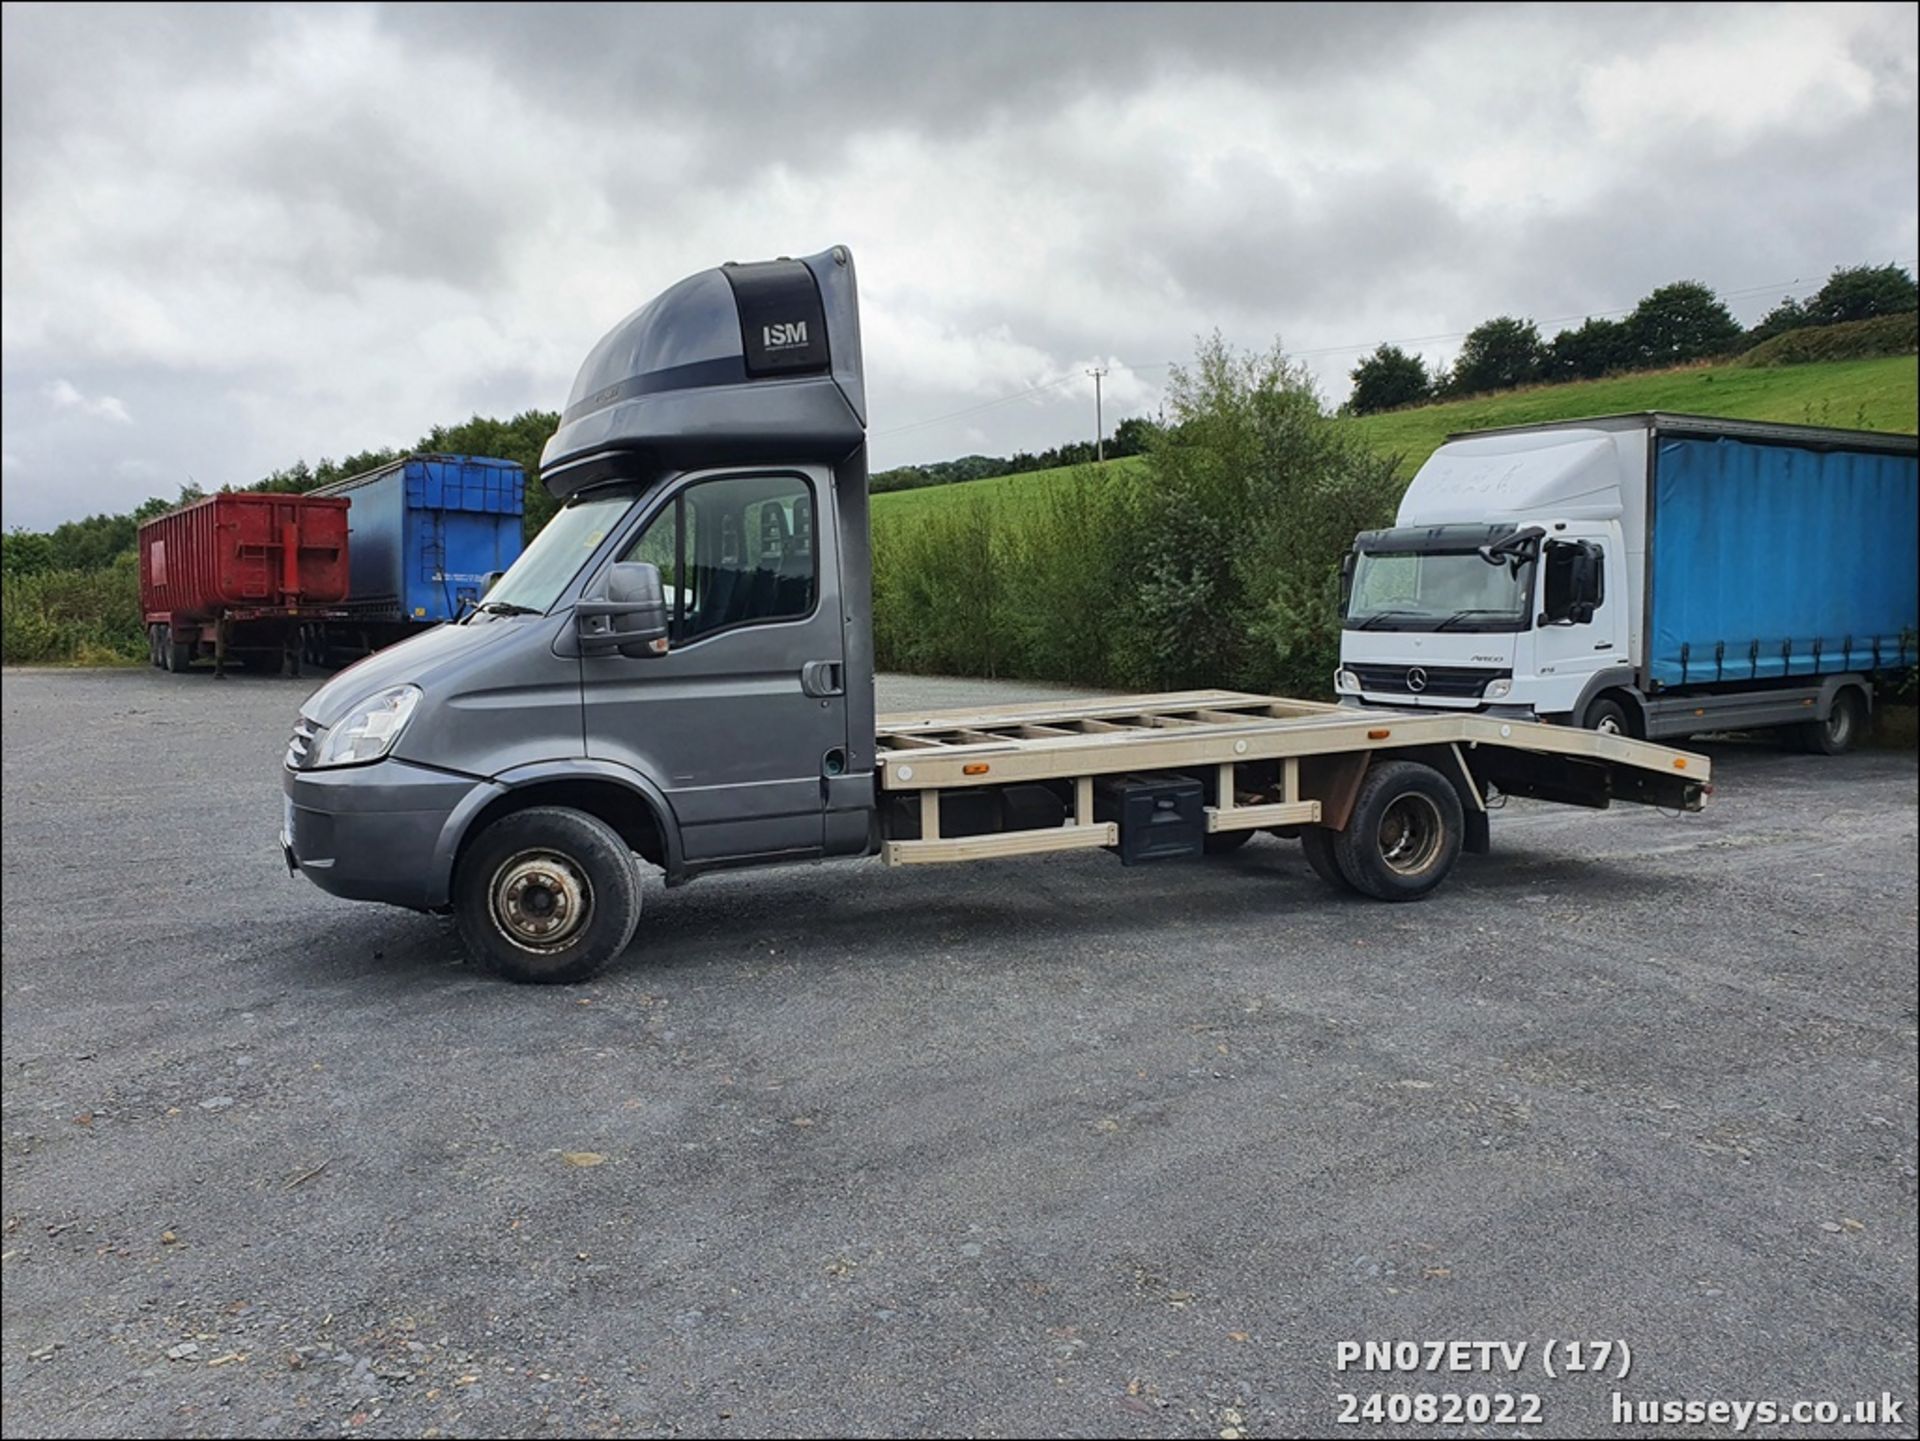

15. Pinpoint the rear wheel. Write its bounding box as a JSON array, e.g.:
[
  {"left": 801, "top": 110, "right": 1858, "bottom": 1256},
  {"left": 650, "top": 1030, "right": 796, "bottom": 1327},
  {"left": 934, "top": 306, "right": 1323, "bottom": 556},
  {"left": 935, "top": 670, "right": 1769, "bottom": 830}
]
[
  {"left": 453, "top": 806, "right": 641, "bottom": 984},
  {"left": 166, "top": 634, "right": 193, "bottom": 672},
  {"left": 1797, "top": 690, "right": 1863, "bottom": 756},
  {"left": 1331, "top": 760, "right": 1464, "bottom": 901}
]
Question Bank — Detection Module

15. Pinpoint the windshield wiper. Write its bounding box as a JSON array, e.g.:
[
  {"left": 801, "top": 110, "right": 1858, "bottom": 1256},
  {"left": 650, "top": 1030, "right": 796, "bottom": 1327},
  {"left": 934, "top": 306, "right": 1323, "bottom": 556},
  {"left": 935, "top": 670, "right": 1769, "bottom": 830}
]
[
  {"left": 1349, "top": 609, "right": 1427, "bottom": 630},
  {"left": 474, "top": 600, "right": 541, "bottom": 617},
  {"left": 1432, "top": 608, "right": 1515, "bottom": 631}
]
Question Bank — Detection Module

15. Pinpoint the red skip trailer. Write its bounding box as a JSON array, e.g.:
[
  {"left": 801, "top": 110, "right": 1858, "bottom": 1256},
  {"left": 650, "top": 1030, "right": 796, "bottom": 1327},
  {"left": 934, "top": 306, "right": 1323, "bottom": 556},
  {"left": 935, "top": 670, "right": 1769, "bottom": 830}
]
[{"left": 139, "top": 492, "right": 352, "bottom": 676}]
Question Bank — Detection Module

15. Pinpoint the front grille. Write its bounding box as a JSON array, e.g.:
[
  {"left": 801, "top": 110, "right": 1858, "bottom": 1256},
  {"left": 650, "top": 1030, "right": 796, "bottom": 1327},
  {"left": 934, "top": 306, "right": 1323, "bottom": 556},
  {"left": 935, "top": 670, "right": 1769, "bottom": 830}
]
[
  {"left": 1351, "top": 664, "right": 1510, "bottom": 699},
  {"left": 285, "top": 717, "right": 323, "bottom": 770}
]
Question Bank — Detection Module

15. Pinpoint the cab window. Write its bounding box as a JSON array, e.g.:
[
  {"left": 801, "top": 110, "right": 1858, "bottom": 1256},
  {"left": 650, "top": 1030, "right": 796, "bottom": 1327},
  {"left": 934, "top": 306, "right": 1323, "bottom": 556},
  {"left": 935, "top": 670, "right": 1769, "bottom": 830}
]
[{"left": 622, "top": 474, "right": 816, "bottom": 643}]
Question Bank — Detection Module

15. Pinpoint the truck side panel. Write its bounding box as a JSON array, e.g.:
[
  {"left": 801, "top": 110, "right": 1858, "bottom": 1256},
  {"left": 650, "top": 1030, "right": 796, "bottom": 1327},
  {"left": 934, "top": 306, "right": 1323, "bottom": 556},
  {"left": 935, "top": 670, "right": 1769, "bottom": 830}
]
[
  {"left": 317, "top": 455, "right": 526, "bottom": 622},
  {"left": 140, "top": 492, "right": 351, "bottom": 620},
  {"left": 1647, "top": 436, "right": 1919, "bottom": 687}
]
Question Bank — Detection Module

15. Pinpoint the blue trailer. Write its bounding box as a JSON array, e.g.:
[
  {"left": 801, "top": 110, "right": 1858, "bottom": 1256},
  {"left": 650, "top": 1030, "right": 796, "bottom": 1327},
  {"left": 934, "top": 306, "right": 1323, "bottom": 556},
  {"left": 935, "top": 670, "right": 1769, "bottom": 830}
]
[
  {"left": 309, "top": 454, "right": 525, "bottom": 658},
  {"left": 1338, "top": 413, "right": 1917, "bottom": 750}
]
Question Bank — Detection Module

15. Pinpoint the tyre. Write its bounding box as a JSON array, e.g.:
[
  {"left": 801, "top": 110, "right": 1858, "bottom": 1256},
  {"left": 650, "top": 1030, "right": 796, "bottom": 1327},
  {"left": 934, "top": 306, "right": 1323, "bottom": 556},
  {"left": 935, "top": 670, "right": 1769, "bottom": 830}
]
[
  {"left": 1797, "top": 689, "right": 1862, "bottom": 756},
  {"left": 453, "top": 806, "right": 641, "bottom": 984},
  {"left": 149, "top": 625, "right": 165, "bottom": 668},
  {"left": 1203, "top": 827, "right": 1254, "bottom": 855},
  {"left": 1331, "top": 760, "right": 1465, "bottom": 902},
  {"left": 1584, "top": 696, "right": 1631, "bottom": 736},
  {"left": 166, "top": 635, "right": 193, "bottom": 672},
  {"left": 1299, "top": 826, "right": 1360, "bottom": 893}
]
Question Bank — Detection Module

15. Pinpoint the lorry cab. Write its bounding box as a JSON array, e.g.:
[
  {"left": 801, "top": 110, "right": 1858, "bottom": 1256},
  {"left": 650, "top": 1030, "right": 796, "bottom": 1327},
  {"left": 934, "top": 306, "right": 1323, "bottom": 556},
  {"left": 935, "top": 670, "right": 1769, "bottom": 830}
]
[
  {"left": 1337, "top": 422, "right": 1642, "bottom": 727},
  {"left": 283, "top": 247, "right": 878, "bottom": 980}
]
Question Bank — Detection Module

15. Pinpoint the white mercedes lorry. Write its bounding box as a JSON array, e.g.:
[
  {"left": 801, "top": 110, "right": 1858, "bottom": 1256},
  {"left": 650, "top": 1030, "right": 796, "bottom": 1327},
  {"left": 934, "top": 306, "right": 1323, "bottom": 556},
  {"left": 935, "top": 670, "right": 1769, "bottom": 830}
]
[{"left": 1336, "top": 414, "right": 1918, "bottom": 749}]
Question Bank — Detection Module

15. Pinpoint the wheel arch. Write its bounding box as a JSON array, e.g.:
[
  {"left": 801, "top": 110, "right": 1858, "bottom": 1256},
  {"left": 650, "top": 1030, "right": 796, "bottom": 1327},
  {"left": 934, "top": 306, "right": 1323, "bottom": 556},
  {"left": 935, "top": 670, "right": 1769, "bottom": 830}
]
[
  {"left": 428, "top": 761, "right": 684, "bottom": 908},
  {"left": 1570, "top": 667, "right": 1647, "bottom": 736}
]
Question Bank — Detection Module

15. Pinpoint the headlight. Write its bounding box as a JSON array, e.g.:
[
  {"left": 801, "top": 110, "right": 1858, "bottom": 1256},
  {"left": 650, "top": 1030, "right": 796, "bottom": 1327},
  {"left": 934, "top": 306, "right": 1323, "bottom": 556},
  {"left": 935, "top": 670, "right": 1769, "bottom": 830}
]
[
  {"left": 312, "top": 685, "right": 422, "bottom": 768},
  {"left": 1484, "top": 677, "right": 1513, "bottom": 700},
  {"left": 1335, "top": 668, "right": 1361, "bottom": 693}
]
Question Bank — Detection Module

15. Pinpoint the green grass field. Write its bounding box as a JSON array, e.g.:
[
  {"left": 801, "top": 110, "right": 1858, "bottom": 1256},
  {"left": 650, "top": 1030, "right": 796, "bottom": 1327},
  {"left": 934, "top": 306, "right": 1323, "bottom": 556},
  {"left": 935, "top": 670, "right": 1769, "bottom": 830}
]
[{"left": 872, "top": 354, "right": 1919, "bottom": 522}]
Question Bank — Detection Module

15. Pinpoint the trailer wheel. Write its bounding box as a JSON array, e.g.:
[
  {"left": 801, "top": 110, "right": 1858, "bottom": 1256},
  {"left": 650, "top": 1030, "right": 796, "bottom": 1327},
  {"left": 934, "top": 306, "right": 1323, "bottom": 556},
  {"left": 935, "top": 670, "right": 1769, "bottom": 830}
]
[
  {"left": 1332, "top": 760, "right": 1464, "bottom": 901},
  {"left": 1797, "top": 689, "right": 1863, "bottom": 756},
  {"left": 148, "top": 625, "right": 165, "bottom": 667},
  {"left": 166, "top": 635, "right": 193, "bottom": 672},
  {"left": 1299, "top": 827, "right": 1360, "bottom": 893},
  {"left": 453, "top": 806, "right": 640, "bottom": 985}
]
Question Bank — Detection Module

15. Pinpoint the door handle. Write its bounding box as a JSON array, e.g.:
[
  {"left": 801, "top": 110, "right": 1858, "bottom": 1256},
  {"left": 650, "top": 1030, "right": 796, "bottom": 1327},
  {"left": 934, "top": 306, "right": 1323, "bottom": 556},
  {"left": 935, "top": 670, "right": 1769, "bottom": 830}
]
[
  {"left": 800, "top": 660, "right": 844, "bottom": 697},
  {"left": 1594, "top": 642, "right": 1614, "bottom": 650}
]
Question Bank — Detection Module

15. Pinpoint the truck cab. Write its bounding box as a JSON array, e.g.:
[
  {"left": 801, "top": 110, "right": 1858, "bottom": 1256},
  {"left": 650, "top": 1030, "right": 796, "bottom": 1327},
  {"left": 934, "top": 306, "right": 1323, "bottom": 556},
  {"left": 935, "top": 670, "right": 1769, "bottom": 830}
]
[
  {"left": 283, "top": 247, "right": 878, "bottom": 980},
  {"left": 1337, "top": 423, "right": 1641, "bottom": 728}
]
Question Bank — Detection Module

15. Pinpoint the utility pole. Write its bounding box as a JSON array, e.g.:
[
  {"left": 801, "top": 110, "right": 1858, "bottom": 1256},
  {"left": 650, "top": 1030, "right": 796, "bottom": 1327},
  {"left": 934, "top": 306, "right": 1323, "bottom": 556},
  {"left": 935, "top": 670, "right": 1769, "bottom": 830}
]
[{"left": 1087, "top": 367, "right": 1107, "bottom": 462}]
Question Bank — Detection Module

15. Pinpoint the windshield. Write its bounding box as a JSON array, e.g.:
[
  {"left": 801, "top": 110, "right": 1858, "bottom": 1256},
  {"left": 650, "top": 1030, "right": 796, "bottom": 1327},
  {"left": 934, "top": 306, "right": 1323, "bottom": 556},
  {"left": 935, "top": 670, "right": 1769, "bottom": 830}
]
[
  {"left": 478, "top": 493, "right": 637, "bottom": 615},
  {"left": 1345, "top": 549, "right": 1532, "bottom": 632}
]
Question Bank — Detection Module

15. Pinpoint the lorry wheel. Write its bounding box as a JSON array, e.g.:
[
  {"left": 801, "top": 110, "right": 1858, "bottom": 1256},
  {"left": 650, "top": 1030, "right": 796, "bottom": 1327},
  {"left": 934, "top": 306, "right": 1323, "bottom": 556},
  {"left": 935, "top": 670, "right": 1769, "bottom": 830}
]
[
  {"left": 166, "top": 636, "right": 193, "bottom": 672},
  {"left": 1584, "top": 697, "right": 1631, "bottom": 736},
  {"left": 453, "top": 807, "right": 640, "bottom": 984},
  {"left": 149, "top": 625, "right": 165, "bottom": 667},
  {"left": 1203, "top": 828, "right": 1254, "bottom": 855},
  {"left": 1332, "top": 760, "right": 1464, "bottom": 902},
  {"left": 1797, "top": 690, "right": 1863, "bottom": 756},
  {"left": 1299, "top": 827, "right": 1360, "bottom": 893}
]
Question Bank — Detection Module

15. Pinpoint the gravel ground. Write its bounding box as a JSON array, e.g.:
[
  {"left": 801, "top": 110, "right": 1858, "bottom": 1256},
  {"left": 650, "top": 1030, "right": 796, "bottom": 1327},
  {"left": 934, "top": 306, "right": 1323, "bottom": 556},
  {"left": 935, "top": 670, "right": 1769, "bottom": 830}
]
[{"left": 2, "top": 665, "right": 1915, "bottom": 1439}]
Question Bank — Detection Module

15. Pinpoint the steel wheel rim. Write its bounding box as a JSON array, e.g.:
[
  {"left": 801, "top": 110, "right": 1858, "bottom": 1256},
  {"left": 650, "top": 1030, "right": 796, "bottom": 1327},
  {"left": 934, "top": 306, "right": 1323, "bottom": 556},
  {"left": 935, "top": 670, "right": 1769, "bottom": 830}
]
[
  {"left": 1827, "top": 702, "right": 1853, "bottom": 746},
  {"left": 489, "top": 849, "right": 593, "bottom": 953},
  {"left": 1595, "top": 713, "right": 1623, "bottom": 735},
  {"left": 1377, "top": 793, "right": 1445, "bottom": 875}
]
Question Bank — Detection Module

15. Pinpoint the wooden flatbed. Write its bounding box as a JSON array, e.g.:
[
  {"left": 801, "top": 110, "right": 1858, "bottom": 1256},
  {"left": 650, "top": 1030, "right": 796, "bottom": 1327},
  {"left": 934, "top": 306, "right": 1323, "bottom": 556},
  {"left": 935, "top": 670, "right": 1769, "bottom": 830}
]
[{"left": 874, "top": 689, "right": 1710, "bottom": 868}]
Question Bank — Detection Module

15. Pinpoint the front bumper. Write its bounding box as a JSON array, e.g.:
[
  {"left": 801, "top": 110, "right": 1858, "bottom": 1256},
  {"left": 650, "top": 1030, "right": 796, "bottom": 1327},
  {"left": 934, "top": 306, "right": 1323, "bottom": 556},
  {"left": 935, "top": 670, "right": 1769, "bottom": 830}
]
[{"left": 282, "top": 759, "right": 498, "bottom": 910}]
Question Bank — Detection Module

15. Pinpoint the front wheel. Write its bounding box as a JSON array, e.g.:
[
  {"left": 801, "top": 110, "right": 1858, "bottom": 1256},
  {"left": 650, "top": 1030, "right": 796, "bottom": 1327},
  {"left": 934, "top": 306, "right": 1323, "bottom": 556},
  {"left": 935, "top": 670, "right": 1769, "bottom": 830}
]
[
  {"left": 1331, "top": 760, "right": 1465, "bottom": 901},
  {"left": 1584, "top": 696, "right": 1632, "bottom": 736},
  {"left": 453, "top": 807, "right": 641, "bottom": 984}
]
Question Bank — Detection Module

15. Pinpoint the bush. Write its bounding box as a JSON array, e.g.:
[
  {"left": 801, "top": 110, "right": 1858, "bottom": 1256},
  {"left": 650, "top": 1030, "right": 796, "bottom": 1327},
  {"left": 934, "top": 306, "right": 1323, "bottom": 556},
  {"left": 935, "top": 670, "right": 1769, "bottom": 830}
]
[
  {"left": 1734, "top": 312, "right": 1919, "bottom": 368},
  {"left": 869, "top": 335, "right": 1401, "bottom": 699},
  {"left": 1, "top": 556, "right": 145, "bottom": 664}
]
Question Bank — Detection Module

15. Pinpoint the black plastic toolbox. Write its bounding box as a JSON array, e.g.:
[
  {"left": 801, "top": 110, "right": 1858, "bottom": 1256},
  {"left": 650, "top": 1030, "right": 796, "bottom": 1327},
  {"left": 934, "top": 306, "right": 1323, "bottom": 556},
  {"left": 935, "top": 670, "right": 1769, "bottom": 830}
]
[{"left": 1093, "top": 773, "right": 1205, "bottom": 864}]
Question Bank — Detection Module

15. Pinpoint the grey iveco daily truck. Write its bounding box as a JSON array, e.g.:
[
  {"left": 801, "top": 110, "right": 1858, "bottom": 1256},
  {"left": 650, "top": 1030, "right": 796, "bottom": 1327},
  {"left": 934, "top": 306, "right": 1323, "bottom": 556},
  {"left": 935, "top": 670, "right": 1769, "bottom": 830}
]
[{"left": 282, "top": 247, "right": 1711, "bottom": 983}]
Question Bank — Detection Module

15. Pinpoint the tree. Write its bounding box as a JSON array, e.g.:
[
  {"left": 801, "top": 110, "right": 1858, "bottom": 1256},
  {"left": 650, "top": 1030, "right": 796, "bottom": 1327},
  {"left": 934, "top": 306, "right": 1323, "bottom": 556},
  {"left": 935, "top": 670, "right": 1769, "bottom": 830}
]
[
  {"left": 1545, "top": 317, "right": 1630, "bottom": 381},
  {"left": 1806, "top": 263, "right": 1918, "bottom": 326},
  {"left": 1624, "top": 281, "right": 1743, "bottom": 367},
  {"left": 1744, "top": 295, "right": 1809, "bottom": 349},
  {"left": 1, "top": 528, "right": 54, "bottom": 577},
  {"left": 1128, "top": 334, "right": 1398, "bottom": 695},
  {"left": 1347, "top": 344, "right": 1432, "bottom": 415},
  {"left": 1447, "top": 316, "right": 1545, "bottom": 395},
  {"left": 1109, "top": 415, "right": 1161, "bottom": 458}
]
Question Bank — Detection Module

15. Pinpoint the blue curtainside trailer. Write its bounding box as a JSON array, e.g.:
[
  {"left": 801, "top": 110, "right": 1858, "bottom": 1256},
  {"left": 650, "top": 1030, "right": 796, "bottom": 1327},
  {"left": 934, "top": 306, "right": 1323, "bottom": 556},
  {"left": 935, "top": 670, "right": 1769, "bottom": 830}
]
[
  {"left": 306, "top": 454, "right": 526, "bottom": 661},
  {"left": 1647, "top": 433, "right": 1917, "bottom": 687}
]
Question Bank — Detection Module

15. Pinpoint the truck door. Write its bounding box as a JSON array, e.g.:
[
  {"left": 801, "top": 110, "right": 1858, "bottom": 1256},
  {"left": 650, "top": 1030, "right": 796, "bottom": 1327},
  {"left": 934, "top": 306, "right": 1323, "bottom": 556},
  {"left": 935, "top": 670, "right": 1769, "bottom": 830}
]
[
  {"left": 581, "top": 468, "right": 846, "bottom": 864},
  {"left": 1532, "top": 531, "right": 1625, "bottom": 702}
]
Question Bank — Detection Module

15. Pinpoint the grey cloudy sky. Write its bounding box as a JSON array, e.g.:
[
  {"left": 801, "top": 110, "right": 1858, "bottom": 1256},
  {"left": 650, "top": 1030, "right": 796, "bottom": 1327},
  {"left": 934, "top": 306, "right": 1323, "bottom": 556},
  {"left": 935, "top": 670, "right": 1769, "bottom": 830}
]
[{"left": 2, "top": 1, "right": 1915, "bottom": 531}]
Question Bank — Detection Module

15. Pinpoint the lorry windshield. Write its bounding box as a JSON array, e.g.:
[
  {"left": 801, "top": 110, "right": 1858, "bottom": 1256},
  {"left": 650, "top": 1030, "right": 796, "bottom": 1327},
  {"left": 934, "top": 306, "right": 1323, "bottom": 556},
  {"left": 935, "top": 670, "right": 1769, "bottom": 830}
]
[
  {"left": 476, "top": 492, "right": 635, "bottom": 616},
  {"left": 1345, "top": 549, "right": 1532, "bottom": 631}
]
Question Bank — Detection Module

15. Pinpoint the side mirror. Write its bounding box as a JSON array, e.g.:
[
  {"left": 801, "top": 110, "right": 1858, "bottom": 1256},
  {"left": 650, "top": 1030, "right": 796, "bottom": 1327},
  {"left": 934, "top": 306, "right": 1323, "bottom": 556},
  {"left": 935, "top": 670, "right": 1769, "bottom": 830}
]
[
  {"left": 577, "top": 561, "right": 670, "bottom": 658},
  {"left": 1339, "top": 550, "right": 1357, "bottom": 609},
  {"left": 482, "top": 570, "right": 506, "bottom": 596}
]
